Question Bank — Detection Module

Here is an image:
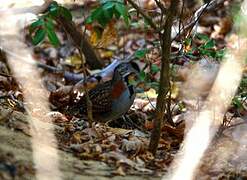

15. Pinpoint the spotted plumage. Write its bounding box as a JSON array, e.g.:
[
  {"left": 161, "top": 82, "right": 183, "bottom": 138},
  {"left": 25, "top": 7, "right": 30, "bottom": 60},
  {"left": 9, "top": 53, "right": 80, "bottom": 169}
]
[{"left": 68, "top": 62, "right": 139, "bottom": 122}]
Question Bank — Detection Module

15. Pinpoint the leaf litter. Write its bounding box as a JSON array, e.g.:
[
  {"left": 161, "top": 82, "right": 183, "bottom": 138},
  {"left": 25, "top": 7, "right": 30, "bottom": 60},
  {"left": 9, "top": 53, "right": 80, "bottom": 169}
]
[{"left": 0, "top": 0, "right": 247, "bottom": 179}]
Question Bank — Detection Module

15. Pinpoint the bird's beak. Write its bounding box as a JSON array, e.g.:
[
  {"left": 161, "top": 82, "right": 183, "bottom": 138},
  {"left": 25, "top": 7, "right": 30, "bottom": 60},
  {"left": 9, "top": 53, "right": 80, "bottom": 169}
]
[{"left": 125, "top": 73, "right": 138, "bottom": 85}]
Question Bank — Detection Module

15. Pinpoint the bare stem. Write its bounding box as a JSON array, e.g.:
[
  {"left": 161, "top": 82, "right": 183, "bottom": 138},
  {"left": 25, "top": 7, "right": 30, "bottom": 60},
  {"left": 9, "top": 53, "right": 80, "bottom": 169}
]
[
  {"left": 149, "top": 0, "right": 180, "bottom": 156},
  {"left": 78, "top": 49, "right": 93, "bottom": 127}
]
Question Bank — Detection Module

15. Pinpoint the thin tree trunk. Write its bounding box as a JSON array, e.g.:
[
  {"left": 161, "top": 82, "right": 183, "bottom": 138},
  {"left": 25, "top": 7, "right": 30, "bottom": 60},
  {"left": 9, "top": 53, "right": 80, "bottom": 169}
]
[{"left": 149, "top": 0, "right": 180, "bottom": 156}]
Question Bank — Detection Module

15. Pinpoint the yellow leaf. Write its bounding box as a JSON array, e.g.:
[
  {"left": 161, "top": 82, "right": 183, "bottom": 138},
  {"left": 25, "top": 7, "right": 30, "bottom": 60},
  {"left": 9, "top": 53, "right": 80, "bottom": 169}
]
[
  {"left": 171, "top": 82, "right": 179, "bottom": 99},
  {"left": 100, "top": 50, "right": 114, "bottom": 58},
  {"left": 90, "top": 30, "right": 98, "bottom": 46},
  {"left": 137, "top": 88, "right": 158, "bottom": 99},
  {"left": 65, "top": 55, "right": 83, "bottom": 69},
  {"left": 146, "top": 88, "right": 158, "bottom": 98},
  {"left": 97, "top": 21, "right": 117, "bottom": 48}
]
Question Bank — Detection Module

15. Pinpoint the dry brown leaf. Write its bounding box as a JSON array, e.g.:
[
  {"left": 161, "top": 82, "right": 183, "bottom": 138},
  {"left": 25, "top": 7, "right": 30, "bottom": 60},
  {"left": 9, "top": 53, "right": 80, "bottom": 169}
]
[
  {"left": 49, "top": 85, "right": 73, "bottom": 107},
  {"left": 144, "top": 120, "right": 154, "bottom": 130},
  {"left": 108, "top": 127, "right": 132, "bottom": 136},
  {"left": 161, "top": 122, "right": 185, "bottom": 138},
  {"left": 121, "top": 138, "right": 144, "bottom": 156},
  {"left": 112, "top": 166, "right": 126, "bottom": 176},
  {"left": 45, "top": 111, "right": 69, "bottom": 123},
  {"left": 71, "top": 131, "right": 83, "bottom": 144},
  {"left": 82, "top": 127, "right": 102, "bottom": 138}
]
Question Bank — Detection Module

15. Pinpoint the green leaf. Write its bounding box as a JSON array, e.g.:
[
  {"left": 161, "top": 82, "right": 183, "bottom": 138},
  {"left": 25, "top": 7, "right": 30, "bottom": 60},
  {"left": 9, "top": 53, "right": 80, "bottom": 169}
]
[
  {"left": 49, "top": 6, "right": 59, "bottom": 16},
  {"left": 102, "top": 8, "right": 114, "bottom": 22},
  {"left": 149, "top": 82, "right": 159, "bottom": 91},
  {"left": 59, "top": 7, "right": 72, "bottom": 21},
  {"left": 203, "top": 39, "right": 215, "bottom": 49},
  {"left": 48, "top": 1, "right": 58, "bottom": 9},
  {"left": 32, "top": 28, "right": 46, "bottom": 45},
  {"left": 29, "top": 19, "right": 44, "bottom": 33},
  {"left": 43, "top": 18, "right": 56, "bottom": 45},
  {"left": 91, "top": 8, "right": 104, "bottom": 21},
  {"left": 100, "top": 0, "right": 109, "bottom": 4},
  {"left": 115, "top": 3, "right": 129, "bottom": 25},
  {"left": 48, "top": 1, "right": 59, "bottom": 16},
  {"left": 85, "top": 16, "right": 93, "bottom": 24},
  {"left": 46, "top": 28, "right": 60, "bottom": 47},
  {"left": 184, "top": 37, "right": 192, "bottom": 46},
  {"left": 44, "top": 17, "right": 54, "bottom": 30},
  {"left": 208, "top": 50, "right": 216, "bottom": 58},
  {"left": 134, "top": 49, "right": 148, "bottom": 59},
  {"left": 232, "top": 97, "right": 243, "bottom": 109},
  {"left": 196, "top": 33, "right": 210, "bottom": 41},
  {"left": 151, "top": 64, "right": 160, "bottom": 73},
  {"left": 90, "top": 7, "right": 111, "bottom": 26},
  {"left": 139, "top": 71, "right": 146, "bottom": 81},
  {"left": 102, "top": 2, "right": 114, "bottom": 10},
  {"left": 216, "top": 49, "right": 225, "bottom": 59}
]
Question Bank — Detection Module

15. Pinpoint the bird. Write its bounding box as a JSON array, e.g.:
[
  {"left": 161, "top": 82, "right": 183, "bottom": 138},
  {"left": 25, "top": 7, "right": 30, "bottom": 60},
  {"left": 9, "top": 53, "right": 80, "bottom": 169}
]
[{"left": 68, "top": 61, "right": 140, "bottom": 122}]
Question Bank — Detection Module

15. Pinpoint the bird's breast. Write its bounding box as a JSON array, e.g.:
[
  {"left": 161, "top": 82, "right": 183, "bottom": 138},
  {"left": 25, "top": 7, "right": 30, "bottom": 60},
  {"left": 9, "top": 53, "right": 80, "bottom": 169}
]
[{"left": 111, "top": 80, "right": 126, "bottom": 99}]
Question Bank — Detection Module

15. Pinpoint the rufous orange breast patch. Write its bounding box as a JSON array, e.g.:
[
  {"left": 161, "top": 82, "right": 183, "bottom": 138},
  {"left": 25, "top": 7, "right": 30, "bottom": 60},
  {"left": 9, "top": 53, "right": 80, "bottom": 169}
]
[{"left": 111, "top": 80, "right": 126, "bottom": 99}]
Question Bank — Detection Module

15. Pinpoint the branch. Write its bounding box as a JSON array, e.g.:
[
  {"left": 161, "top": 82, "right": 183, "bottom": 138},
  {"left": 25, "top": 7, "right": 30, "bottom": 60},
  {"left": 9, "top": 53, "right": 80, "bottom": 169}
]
[
  {"left": 172, "top": 0, "right": 225, "bottom": 41},
  {"left": 56, "top": 17, "right": 103, "bottom": 69},
  {"left": 36, "top": 62, "right": 84, "bottom": 83},
  {"left": 0, "top": 0, "right": 104, "bottom": 70},
  {"left": 153, "top": 0, "right": 167, "bottom": 14},
  {"left": 126, "top": 0, "right": 157, "bottom": 30}
]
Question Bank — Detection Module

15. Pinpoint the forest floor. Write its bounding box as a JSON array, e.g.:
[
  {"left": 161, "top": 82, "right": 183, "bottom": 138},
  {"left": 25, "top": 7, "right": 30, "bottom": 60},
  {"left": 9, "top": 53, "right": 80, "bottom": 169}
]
[{"left": 0, "top": 0, "right": 247, "bottom": 179}]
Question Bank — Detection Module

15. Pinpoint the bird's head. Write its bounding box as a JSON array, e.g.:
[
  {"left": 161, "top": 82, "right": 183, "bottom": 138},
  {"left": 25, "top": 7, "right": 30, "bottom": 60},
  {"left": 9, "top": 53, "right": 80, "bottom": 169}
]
[{"left": 112, "top": 62, "right": 140, "bottom": 85}]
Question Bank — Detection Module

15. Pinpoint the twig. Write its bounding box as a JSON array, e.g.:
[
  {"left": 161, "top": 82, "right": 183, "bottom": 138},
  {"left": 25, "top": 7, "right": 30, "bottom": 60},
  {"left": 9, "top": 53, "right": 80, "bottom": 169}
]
[
  {"left": 0, "top": 72, "right": 11, "bottom": 77},
  {"left": 78, "top": 27, "right": 94, "bottom": 127},
  {"left": 172, "top": 0, "right": 225, "bottom": 41},
  {"left": 227, "top": 121, "right": 247, "bottom": 129},
  {"left": 56, "top": 17, "right": 103, "bottom": 69},
  {"left": 126, "top": 0, "right": 157, "bottom": 30},
  {"left": 78, "top": 48, "right": 93, "bottom": 127},
  {"left": 145, "top": 93, "right": 156, "bottom": 110},
  {"left": 178, "top": 0, "right": 185, "bottom": 41},
  {"left": 37, "top": 62, "right": 84, "bottom": 83},
  {"left": 187, "top": 0, "right": 211, "bottom": 39},
  {"left": 153, "top": 0, "right": 168, "bottom": 15}
]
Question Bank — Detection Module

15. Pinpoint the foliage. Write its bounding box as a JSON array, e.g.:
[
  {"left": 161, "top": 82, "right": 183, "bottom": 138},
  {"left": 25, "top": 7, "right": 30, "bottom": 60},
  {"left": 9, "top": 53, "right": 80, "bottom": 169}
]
[
  {"left": 134, "top": 49, "right": 148, "bottom": 59},
  {"left": 183, "top": 33, "right": 225, "bottom": 60},
  {"left": 232, "top": 76, "right": 247, "bottom": 110},
  {"left": 86, "top": 0, "right": 129, "bottom": 27},
  {"left": 29, "top": 1, "right": 72, "bottom": 47}
]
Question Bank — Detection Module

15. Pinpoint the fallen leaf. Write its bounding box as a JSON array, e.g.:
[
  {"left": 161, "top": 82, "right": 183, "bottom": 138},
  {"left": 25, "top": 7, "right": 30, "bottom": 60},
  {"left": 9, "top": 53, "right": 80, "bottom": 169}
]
[
  {"left": 45, "top": 111, "right": 69, "bottom": 123},
  {"left": 121, "top": 138, "right": 144, "bottom": 156},
  {"left": 112, "top": 166, "right": 126, "bottom": 176}
]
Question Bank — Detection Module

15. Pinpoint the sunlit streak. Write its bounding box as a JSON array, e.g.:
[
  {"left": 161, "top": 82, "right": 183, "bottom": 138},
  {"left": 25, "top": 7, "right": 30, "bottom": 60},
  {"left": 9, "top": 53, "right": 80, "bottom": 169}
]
[
  {"left": 164, "top": 1, "right": 246, "bottom": 179},
  {"left": 0, "top": 1, "right": 62, "bottom": 179}
]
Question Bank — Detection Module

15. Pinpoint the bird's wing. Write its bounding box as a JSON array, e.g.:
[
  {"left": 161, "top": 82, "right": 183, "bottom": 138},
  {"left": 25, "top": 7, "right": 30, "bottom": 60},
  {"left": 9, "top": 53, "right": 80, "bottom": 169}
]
[{"left": 80, "top": 81, "right": 113, "bottom": 113}]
